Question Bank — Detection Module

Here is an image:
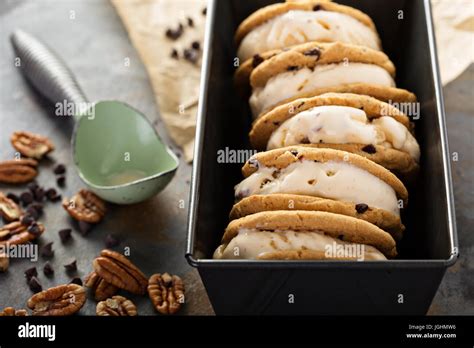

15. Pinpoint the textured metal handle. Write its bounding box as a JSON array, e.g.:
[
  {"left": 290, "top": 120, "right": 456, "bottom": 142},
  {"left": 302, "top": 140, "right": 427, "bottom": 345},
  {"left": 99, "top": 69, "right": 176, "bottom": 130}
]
[{"left": 10, "top": 30, "right": 88, "bottom": 106}]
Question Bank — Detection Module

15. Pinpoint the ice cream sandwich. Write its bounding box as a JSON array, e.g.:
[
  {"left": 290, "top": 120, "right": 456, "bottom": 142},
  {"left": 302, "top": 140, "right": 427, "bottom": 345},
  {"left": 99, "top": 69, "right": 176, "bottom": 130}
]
[
  {"left": 234, "top": 147, "right": 408, "bottom": 240},
  {"left": 213, "top": 210, "right": 397, "bottom": 260},
  {"left": 235, "top": 0, "right": 382, "bottom": 62},
  {"left": 248, "top": 41, "right": 416, "bottom": 117},
  {"left": 249, "top": 92, "right": 420, "bottom": 179}
]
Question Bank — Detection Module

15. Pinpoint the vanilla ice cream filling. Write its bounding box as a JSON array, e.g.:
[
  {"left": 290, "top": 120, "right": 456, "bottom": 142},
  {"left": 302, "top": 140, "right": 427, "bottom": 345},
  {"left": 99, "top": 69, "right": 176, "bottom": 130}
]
[
  {"left": 213, "top": 229, "right": 386, "bottom": 260},
  {"left": 250, "top": 63, "right": 395, "bottom": 117},
  {"left": 235, "top": 160, "right": 399, "bottom": 216},
  {"left": 238, "top": 10, "right": 381, "bottom": 61},
  {"left": 267, "top": 105, "right": 420, "bottom": 161}
]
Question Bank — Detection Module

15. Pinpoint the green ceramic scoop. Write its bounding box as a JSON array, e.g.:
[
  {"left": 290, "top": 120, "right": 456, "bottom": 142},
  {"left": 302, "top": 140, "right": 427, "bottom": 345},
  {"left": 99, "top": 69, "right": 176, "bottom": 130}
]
[{"left": 11, "top": 30, "right": 179, "bottom": 204}]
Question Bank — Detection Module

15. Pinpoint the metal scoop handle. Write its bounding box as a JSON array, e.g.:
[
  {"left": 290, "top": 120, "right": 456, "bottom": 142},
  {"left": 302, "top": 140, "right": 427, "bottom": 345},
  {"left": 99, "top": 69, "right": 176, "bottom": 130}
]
[{"left": 10, "top": 30, "right": 88, "bottom": 107}]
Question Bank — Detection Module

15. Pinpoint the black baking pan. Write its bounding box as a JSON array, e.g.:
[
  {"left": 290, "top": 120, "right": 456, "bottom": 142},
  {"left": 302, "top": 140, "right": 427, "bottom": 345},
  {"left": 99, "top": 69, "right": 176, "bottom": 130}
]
[{"left": 186, "top": 0, "right": 458, "bottom": 315}]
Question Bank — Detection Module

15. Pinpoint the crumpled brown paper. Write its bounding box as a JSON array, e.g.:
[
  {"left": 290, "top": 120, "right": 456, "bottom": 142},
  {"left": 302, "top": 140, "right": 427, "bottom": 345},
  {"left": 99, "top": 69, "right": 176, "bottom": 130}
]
[
  {"left": 432, "top": 0, "right": 474, "bottom": 85},
  {"left": 111, "top": 0, "right": 207, "bottom": 162}
]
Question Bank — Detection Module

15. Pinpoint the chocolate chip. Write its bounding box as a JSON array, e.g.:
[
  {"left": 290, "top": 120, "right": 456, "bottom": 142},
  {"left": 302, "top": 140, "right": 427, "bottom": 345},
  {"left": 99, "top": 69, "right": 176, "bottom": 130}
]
[
  {"left": 28, "top": 276, "right": 42, "bottom": 293},
  {"left": 202, "top": 7, "right": 207, "bottom": 16},
  {"left": 287, "top": 65, "right": 299, "bottom": 71},
  {"left": 191, "top": 41, "right": 200, "bottom": 50},
  {"left": 165, "top": 24, "right": 184, "bottom": 40},
  {"left": 53, "top": 164, "right": 66, "bottom": 175},
  {"left": 252, "top": 54, "right": 264, "bottom": 68},
  {"left": 303, "top": 48, "right": 321, "bottom": 59},
  {"left": 183, "top": 48, "right": 199, "bottom": 64},
  {"left": 171, "top": 48, "right": 179, "bottom": 59},
  {"left": 41, "top": 242, "right": 54, "bottom": 258},
  {"left": 56, "top": 175, "right": 66, "bottom": 187},
  {"left": 187, "top": 17, "right": 194, "bottom": 27},
  {"left": 27, "top": 182, "right": 39, "bottom": 193},
  {"left": 24, "top": 266, "right": 37, "bottom": 280},
  {"left": 6, "top": 193, "right": 20, "bottom": 204},
  {"left": 290, "top": 150, "right": 299, "bottom": 156},
  {"left": 46, "top": 188, "right": 61, "bottom": 202},
  {"left": 21, "top": 214, "right": 35, "bottom": 226},
  {"left": 355, "top": 203, "right": 369, "bottom": 214},
  {"left": 25, "top": 207, "right": 39, "bottom": 220},
  {"left": 27, "top": 222, "right": 42, "bottom": 236},
  {"left": 313, "top": 4, "right": 322, "bottom": 11},
  {"left": 271, "top": 170, "right": 280, "bottom": 179},
  {"left": 78, "top": 221, "right": 92, "bottom": 236},
  {"left": 105, "top": 234, "right": 120, "bottom": 248},
  {"left": 58, "top": 228, "right": 72, "bottom": 243},
  {"left": 20, "top": 191, "right": 33, "bottom": 205},
  {"left": 70, "top": 277, "right": 83, "bottom": 286},
  {"left": 272, "top": 121, "right": 280, "bottom": 126},
  {"left": 361, "top": 144, "right": 377, "bottom": 154},
  {"left": 338, "top": 234, "right": 344, "bottom": 240},
  {"left": 64, "top": 260, "right": 77, "bottom": 272},
  {"left": 33, "top": 187, "right": 45, "bottom": 202},
  {"left": 43, "top": 261, "right": 54, "bottom": 276},
  {"left": 300, "top": 137, "right": 310, "bottom": 144}
]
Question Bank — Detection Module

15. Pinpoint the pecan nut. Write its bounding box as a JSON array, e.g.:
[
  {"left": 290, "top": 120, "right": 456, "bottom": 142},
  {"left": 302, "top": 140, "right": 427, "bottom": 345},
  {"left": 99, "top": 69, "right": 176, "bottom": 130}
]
[
  {"left": 11, "top": 131, "right": 55, "bottom": 160},
  {"left": 84, "top": 271, "right": 118, "bottom": 301},
  {"left": 0, "top": 159, "right": 38, "bottom": 184},
  {"left": 0, "top": 220, "right": 44, "bottom": 246},
  {"left": 148, "top": 273, "right": 185, "bottom": 315},
  {"left": 93, "top": 249, "right": 147, "bottom": 295},
  {"left": 96, "top": 296, "right": 137, "bottom": 316},
  {"left": 0, "top": 307, "right": 28, "bottom": 316},
  {"left": 0, "top": 252, "right": 9, "bottom": 272},
  {"left": 0, "top": 192, "right": 23, "bottom": 221},
  {"left": 62, "top": 189, "right": 106, "bottom": 223},
  {"left": 27, "top": 284, "right": 86, "bottom": 316}
]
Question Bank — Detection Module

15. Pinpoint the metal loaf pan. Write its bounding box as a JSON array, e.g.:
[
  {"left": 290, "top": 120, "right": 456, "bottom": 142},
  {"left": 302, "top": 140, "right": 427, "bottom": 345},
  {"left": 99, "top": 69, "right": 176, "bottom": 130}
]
[{"left": 186, "top": 0, "right": 458, "bottom": 315}]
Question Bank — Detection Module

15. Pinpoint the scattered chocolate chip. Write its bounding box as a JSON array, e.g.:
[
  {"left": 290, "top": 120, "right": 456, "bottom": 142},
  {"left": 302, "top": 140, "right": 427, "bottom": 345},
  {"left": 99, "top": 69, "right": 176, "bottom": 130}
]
[
  {"left": 6, "top": 193, "right": 20, "bottom": 204},
  {"left": 25, "top": 207, "right": 39, "bottom": 220},
  {"left": 105, "top": 234, "right": 120, "bottom": 248},
  {"left": 27, "top": 222, "right": 42, "bottom": 236},
  {"left": 303, "top": 48, "right": 321, "bottom": 59},
  {"left": 21, "top": 214, "right": 35, "bottom": 226},
  {"left": 191, "top": 41, "right": 200, "bottom": 50},
  {"left": 313, "top": 4, "right": 322, "bottom": 11},
  {"left": 202, "top": 7, "right": 207, "bottom": 16},
  {"left": 53, "top": 164, "right": 66, "bottom": 175},
  {"left": 24, "top": 267, "right": 37, "bottom": 281},
  {"left": 28, "top": 276, "right": 42, "bottom": 293},
  {"left": 361, "top": 144, "right": 377, "bottom": 154},
  {"left": 252, "top": 54, "right": 264, "bottom": 68},
  {"left": 271, "top": 170, "right": 280, "bottom": 179},
  {"left": 290, "top": 150, "right": 299, "bottom": 156},
  {"left": 183, "top": 48, "right": 199, "bottom": 64},
  {"left": 64, "top": 260, "right": 77, "bottom": 272},
  {"left": 58, "top": 228, "right": 72, "bottom": 243},
  {"left": 20, "top": 191, "right": 34, "bottom": 205},
  {"left": 171, "top": 48, "right": 179, "bottom": 59},
  {"left": 33, "top": 187, "right": 45, "bottom": 202},
  {"left": 78, "top": 221, "right": 92, "bottom": 236},
  {"left": 69, "top": 277, "right": 83, "bottom": 286},
  {"left": 41, "top": 242, "right": 54, "bottom": 258},
  {"left": 43, "top": 261, "right": 54, "bottom": 276},
  {"left": 165, "top": 24, "right": 184, "bottom": 40},
  {"left": 27, "top": 182, "right": 39, "bottom": 193},
  {"left": 46, "top": 188, "right": 61, "bottom": 202},
  {"left": 287, "top": 65, "right": 299, "bottom": 71},
  {"left": 56, "top": 175, "right": 66, "bottom": 187},
  {"left": 187, "top": 17, "right": 194, "bottom": 27},
  {"left": 355, "top": 203, "right": 369, "bottom": 214}
]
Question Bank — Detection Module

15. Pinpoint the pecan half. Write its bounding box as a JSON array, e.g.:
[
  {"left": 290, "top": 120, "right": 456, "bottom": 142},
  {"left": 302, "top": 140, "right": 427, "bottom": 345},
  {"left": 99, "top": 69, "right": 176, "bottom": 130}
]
[
  {"left": 0, "top": 307, "right": 28, "bottom": 316},
  {"left": 148, "top": 273, "right": 185, "bottom": 315},
  {"left": 11, "top": 131, "right": 55, "bottom": 160},
  {"left": 0, "top": 192, "right": 23, "bottom": 221},
  {"left": 93, "top": 250, "right": 147, "bottom": 295},
  {"left": 0, "top": 220, "right": 44, "bottom": 246},
  {"left": 84, "top": 271, "right": 118, "bottom": 301},
  {"left": 62, "top": 189, "right": 106, "bottom": 223},
  {"left": 27, "top": 284, "right": 86, "bottom": 316},
  {"left": 96, "top": 296, "right": 137, "bottom": 316},
  {"left": 0, "top": 252, "right": 9, "bottom": 272},
  {"left": 0, "top": 159, "right": 38, "bottom": 184}
]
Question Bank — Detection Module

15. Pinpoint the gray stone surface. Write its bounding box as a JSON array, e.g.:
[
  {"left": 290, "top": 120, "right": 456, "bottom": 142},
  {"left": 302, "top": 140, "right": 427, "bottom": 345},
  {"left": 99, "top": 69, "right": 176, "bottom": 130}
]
[
  {"left": 0, "top": 0, "right": 471, "bottom": 316},
  {"left": 0, "top": 0, "right": 213, "bottom": 315}
]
